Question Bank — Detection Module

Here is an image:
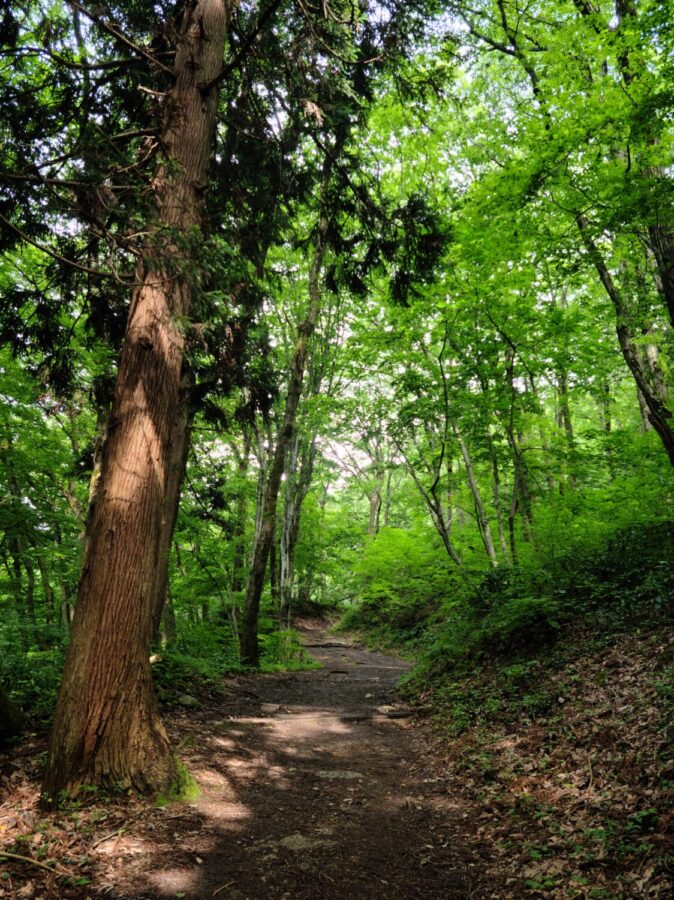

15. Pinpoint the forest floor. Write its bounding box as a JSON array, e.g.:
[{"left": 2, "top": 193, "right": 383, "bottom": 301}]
[
  {"left": 1, "top": 622, "right": 673, "bottom": 898},
  {"left": 0, "top": 623, "right": 500, "bottom": 899}
]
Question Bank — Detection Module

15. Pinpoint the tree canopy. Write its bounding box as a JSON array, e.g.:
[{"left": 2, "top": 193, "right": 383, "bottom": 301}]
[{"left": 1, "top": 5, "right": 673, "bottom": 887}]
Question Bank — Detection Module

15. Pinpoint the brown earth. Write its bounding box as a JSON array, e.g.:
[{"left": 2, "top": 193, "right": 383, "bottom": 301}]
[{"left": 0, "top": 624, "right": 499, "bottom": 899}]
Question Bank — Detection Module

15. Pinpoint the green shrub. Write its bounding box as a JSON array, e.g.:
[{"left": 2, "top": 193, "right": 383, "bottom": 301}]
[
  {"left": 340, "top": 526, "right": 463, "bottom": 645},
  {"left": 0, "top": 646, "right": 66, "bottom": 725},
  {"left": 153, "top": 619, "right": 240, "bottom": 701},
  {"left": 479, "top": 596, "right": 561, "bottom": 654},
  {"left": 259, "top": 629, "right": 321, "bottom": 671}
]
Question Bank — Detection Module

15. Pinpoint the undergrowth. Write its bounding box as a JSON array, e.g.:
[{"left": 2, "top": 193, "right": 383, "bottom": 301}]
[
  {"left": 342, "top": 519, "right": 674, "bottom": 897},
  {"left": 344, "top": 520, "right": 674, "bottom": 688}
]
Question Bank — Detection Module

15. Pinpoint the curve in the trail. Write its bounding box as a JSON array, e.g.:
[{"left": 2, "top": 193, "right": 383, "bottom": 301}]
[{"left": 98, "top": 626, "right": 495, "bottom": 899}]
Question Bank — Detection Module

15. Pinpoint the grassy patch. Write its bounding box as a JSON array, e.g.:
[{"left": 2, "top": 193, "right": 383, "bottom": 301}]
[{"left": 155, "top": 760, "right": 200, "bottom": 807}]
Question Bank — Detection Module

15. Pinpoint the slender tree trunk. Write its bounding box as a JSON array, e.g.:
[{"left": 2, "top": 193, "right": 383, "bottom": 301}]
[
  {"left": 158, "top": 589, "right": 177, "bottom": 648},
  {"left": 22, "top": 548, "right": 39, "bottom": 645},
  {"left": 398, "top": 443, "right": 463, "bottom": 566},
  {"left": 383, "top": 470, "right": 393, "bottom": 527},
  {"left": 486, "top": 432, "right": 509, "bottom": 561},
  {"left": 230, "top": 431, "right": 252, "bottom": 595},
  {"left": 37, "top": 555, "right": 56, "bottom": 627},
  {"left": 42, "top": 1, "right": 230, "bottom": 805},
  {"left": 577, "top": 215, "right": 674, "bottom": 466},
  {"left": 3, "top": 543, "right": 28, "bottom": 651},
  {"left": 240, "top": 151, "right": 336, "bottom": 667},
  {"left": 367, "top": 487, "right": 382, "bottom": 535},
  {"left": 2, "top": 455, "right": 41, "bottom": 646},
  {"left": 0, "top": 683, "right": 23, "bottom": 747},
  {"left": 279, "top": 431, "right": 301, "bottom": 628},
  {"left": 452, "top": 421, "right": 498, "bottom": 567},
  {"left": 279, "top": 433, "right": 317, "bottom": 627},
  {"left": 508, "top": 470, "right": 519, "bottom": 566},
  {"left": 556, "top": 370, "right": 577, "bottom": 488},
  {"left": 269, "top": 534, "right": 280, "bottom": 611}
]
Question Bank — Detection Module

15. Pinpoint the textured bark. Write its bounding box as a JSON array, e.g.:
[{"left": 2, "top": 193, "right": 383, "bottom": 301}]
[{"left": 42, "top": 1, "right": 229, "bottom": 805}]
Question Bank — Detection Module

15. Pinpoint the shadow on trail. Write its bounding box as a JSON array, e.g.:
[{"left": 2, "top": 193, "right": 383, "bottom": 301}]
[{"left": 96, "top": 628, "right": 494, "bottom": 899}]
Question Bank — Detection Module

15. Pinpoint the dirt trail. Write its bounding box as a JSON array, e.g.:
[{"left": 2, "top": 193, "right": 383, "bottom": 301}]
[{"left": 100, "top": 625, "right": 495, "bottom": 899}]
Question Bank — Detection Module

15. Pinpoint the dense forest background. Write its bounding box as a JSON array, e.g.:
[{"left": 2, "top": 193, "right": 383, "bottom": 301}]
[{"left": 1, "top": 0, "right": 674, "bottom": 894}]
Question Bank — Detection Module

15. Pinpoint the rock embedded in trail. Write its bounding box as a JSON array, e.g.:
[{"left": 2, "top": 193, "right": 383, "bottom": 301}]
[
  {"left": 177, "top": 694, "right": 199, "bottom": 708},
  {"left": 316, "top": 770, "right": 364, "bottom": 781},
  {"left": 275, "top": 833, "right": 337, "bottom": 852}
]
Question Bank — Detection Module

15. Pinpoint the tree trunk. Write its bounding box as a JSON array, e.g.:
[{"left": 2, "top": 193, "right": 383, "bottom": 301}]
[
  {"left": 452, "top": 421, "right": 498, "bottom": 567},
  {"left": 240, "top": 151, "right": 336, "bottom": 667},
  {"left": 158, "top": 589, "right": 177, "bottom": 648},
  {"left": 399, "top": 442, "right": 463, "bottom": 566},
  {"left": 367, "top": 487, "right": 382, "bottom": 535},
  {"left": 486, "top": 431, "right": 509, "bottom": 562},
  {"left": 0, "top": 683, "right": 23, "bottom": 747},
  {"left": 508, "top": 470, "right": 519, "bottom": 566},
  {"left": 269, "top": 534, "right": 280, "bottom": 611},
  {"left": 42, "top": 1, "right": 230, "bottom": 806},
  {"left": 230, "top": 431, "right": 252, "bottom": 595},
  {"left": 279, "top": 432, "right": 317, "bottom": 627},
  {"left": 577, "top": 215, "right": 674, "bottom": 466},
  {"left": 598, "top": 374, "right": 612, "bottom": 433},
  {"left": 383, "top": 470, "right": 393, "bottom": 527},
  {"left": 648, "top": 226, "right": 674, "bottom": 326},
  {"left": 37, "top": 554, "right": 56, "bottom": 627},
  {"left": 556, "top": 369, "right": 577, "bottom": 489}
]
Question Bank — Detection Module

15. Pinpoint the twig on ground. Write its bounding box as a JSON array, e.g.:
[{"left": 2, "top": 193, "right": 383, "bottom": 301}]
[
  {"left": 0, "top": 850, "right": 70, "bottom": 875},
  {"left": 91, "top": 829, "right": 123, "bottom": 849},
  {"left": 586, "top": 751, "right": 594, "bottom": 791}
]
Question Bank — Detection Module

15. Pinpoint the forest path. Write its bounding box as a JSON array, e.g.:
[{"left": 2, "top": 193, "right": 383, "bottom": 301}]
[{"left": 102, "top": 623, "right": 496, "bottom": 899}]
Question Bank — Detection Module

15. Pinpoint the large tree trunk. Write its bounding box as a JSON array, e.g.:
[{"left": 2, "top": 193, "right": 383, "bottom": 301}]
[{"left": 42, "top": 1, "right": 230, "bottom": 806}]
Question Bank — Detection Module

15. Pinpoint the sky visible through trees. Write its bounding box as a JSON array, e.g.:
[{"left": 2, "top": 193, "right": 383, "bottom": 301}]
[{"left": 1, "top": 2, "right": 674, "bottom": 894}]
